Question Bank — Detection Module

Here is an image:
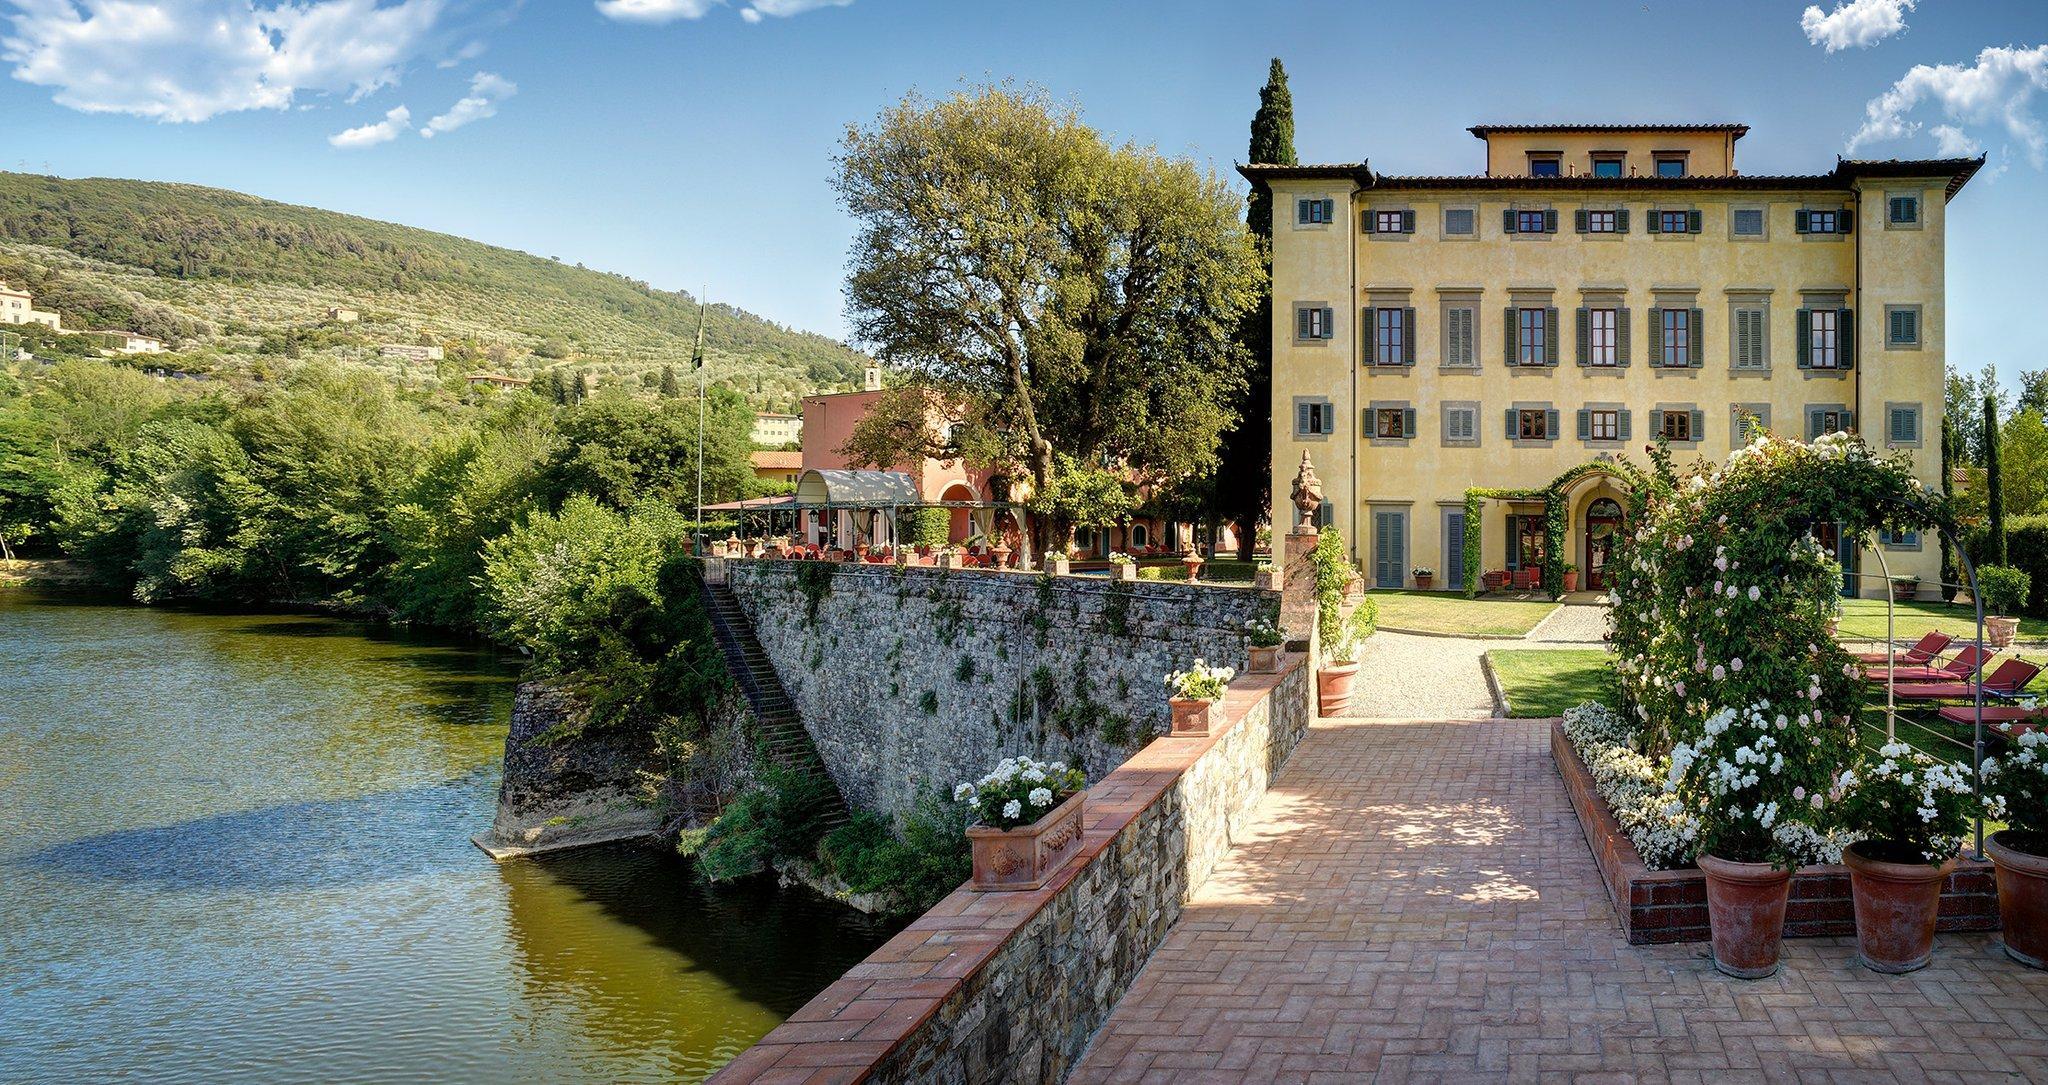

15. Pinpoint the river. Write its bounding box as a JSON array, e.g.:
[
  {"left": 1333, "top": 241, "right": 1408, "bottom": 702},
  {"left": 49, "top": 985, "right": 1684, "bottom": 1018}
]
[{"left": 0, "top": 589, "right": 899, "bottom": 1083}]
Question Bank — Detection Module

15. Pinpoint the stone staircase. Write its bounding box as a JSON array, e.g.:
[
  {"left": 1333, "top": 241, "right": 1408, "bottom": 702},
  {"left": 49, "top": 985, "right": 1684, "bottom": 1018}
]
[{"left": 700, "top": 577, "right": 849, "bottom": 830}]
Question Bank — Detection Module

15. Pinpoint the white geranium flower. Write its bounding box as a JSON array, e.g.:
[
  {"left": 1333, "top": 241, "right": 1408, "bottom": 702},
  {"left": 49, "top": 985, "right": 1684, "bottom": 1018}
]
[
  {"left": 1028, "top": 787, "right": 1053, "bottom": 807},
  {"left": 953, "top": 783, "right": 974, "bottom": 801},
  {"left": 1002, "top": 799, "right": 1022, "bottom": 820}
]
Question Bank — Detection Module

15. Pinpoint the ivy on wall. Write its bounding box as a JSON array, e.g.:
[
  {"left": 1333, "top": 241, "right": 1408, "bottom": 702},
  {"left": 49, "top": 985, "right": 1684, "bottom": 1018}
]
[{"left": 1461, "top": 460, "right": 1649, "bottom": 598}]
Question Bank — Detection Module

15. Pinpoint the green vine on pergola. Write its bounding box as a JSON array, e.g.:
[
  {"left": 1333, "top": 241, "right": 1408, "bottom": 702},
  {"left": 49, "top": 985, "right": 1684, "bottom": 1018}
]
[{"left": 1462, "top": 460, "right": 1650, "bottom": 598}]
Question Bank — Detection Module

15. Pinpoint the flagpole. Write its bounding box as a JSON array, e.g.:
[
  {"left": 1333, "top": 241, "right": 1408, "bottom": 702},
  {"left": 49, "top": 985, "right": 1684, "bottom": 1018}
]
[{"left": 693, "top": 290, "right": 708, "bottom": 546}]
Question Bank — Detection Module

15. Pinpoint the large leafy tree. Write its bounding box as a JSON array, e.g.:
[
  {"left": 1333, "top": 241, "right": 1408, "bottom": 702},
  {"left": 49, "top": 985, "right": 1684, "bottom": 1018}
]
[
  {"left": 1210, "top": 59, "right": 1296, "bottom": 558},
  {"left": 833, "top": 87, "right": 1263, "bottom": 547}
]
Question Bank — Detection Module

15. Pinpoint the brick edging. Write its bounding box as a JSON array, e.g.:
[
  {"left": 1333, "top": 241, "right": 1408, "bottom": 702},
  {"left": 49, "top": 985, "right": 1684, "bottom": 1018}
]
[{"left": 1550, "top": 720, "right": 2000, "bottom": 945}]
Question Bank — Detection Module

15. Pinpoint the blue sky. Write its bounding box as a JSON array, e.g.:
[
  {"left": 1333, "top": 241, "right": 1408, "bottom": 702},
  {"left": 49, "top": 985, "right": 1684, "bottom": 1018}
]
[{"left": 2, "top": 0, "right": 2044, "bottom": 394}]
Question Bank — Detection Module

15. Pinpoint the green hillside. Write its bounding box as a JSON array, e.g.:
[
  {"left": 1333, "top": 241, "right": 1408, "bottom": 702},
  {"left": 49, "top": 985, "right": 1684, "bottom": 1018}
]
[{"left": 0, "top": 172, "right": 865, "bottom": 409}]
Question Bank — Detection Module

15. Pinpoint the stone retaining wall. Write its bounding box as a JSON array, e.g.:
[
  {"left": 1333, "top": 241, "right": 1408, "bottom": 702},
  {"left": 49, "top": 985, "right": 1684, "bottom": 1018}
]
[
  {"left": 722, "top": 559, "right": 1274, "bottom": 816},
  {"left": 1551, "top": 720, "right": 2000, "bottom": 944},
  {"left": 710, "top": 653, "right": 1314, "bottom": 1084}
]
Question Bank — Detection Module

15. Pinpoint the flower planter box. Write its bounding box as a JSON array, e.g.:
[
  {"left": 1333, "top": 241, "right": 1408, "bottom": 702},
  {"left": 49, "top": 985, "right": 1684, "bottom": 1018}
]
[
  {"left": 1254, "top": 569, "right": 1278, "bottom": 591},
  {"left": 1168, "top": 697, "right": 1215, "bottom": 737},
  {"left": 937, "top": 552, "right": 961, "bottom": 570},
  {"left": 1891, "top": 582, "right": 1919, "bottom": 602},
  {"left": 1248, "top": 645, "right": 1280, "bottom": 673},
  {"left": 1048, "top": 558, "right": 1070, "bottom": 576},
  {"left": 965, "top": 791, "right": 1087, "bottom": 892},
  {"left": 1114, "top": 563, "right": 1138, "bottom": 582}
]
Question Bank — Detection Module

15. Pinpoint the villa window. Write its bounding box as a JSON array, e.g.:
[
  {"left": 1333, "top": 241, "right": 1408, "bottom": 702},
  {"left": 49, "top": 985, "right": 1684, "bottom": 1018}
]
[
  {"left": 1733, "top": 308, "right": 1768, "bottom": 369},
  {"left": 1442, "top": 403, "right": 1479, "bottom": 445},
  {"left": 1442, "top": 208, "right": 1476, "bottom": 236},
  {"left": 1659, "top": 209, "right": 1694, "bottom": 234},
  {"left": 1517, "top": 307, "right": 1547, "bottom": 366},
  {"left": 1659, "top": 307, "right": 1694, "bottom": 367},
  {"left": 1888, "top": 195, "right": 1919, "bottom": 226},
  {"left": 1295, "top": 304, "right": 1335, "bottom": 341},
  {"left": 1733, "top": 405, "right": 1771, "bottom": 443},
  {"left": 1654, "top": 156, "right": 1686, "bottom": 178},
  {"left": 1371, "top": 209, "right": 1414, "bottom": 234},
  {"left": 1586, "top": 209, "right": 1618, "bottom": 233},
  {"left": 1129, "top": 523, "right": 1149, "bottom": 549},
  {"left": 1591, "top": 155, "right": 1624, "bottom": 178},
  {"left": 1586, "top": 308, "right": 1618, "bottom": 366},
  {"left": 1295, "top": 398, "right": 1336, "bottom": 436},
  {"left": 1807, "top": 406, "right": 1853, "bottom": 439},
  {"left": 1886, "top": 305, "right": 1921, "bottom": 348},
  {"left": 1528, "top": 155, "right": 1562, "bottom": 177},
  {"left": 1732, "top": 208, "right": 1765, "bottom": 236},
  {"left": 1886, "top": 404, "right": 1922, "bottom": 446},
  {"left": 1659, "top": 410, "right": 1695, "bottom": 442},
  {"left": 1373, "top": 407, "right": 1416, "bottom": 440},
  {"left": 1516, "top": 209, "right": 1550, "bottom": 234},
  {"left": 1297, "top": 198, "right": 1334, "bottom": 225},
  {"left": 1588, "top": 409, "right": 1620, "bottom": 441},
  {"left": 1800, "top": 208, "right": 1842, "bottom": 234},
  {"left": 1372, "top": 306, "right": 1410, "bottom": 366},
  {"left": 1805, "top": 308, "right": 1840, "bottom": 369},
  {"left": 1442, "top": 306, "right": 1476, "bottom": 366},
  {"left": 1516, "top": 408, "right": 1552, "bottom": 441}
]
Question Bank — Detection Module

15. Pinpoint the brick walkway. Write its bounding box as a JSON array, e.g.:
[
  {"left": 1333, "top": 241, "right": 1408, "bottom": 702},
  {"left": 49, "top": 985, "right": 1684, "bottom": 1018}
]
[{"left": 1071, "top": 717, "right": 2048, "bottom": 1083}]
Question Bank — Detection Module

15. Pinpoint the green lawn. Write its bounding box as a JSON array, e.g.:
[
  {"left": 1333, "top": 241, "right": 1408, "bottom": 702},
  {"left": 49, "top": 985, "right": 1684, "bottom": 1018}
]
[
  {"left": 1368, "top": 590, "right": 1559, "bottom": 637},
  {"left": 1834, "top": 597, "right": 2048, "bottom": 642},
  {"left": 1486, "top": 649, "right": 1614, "bottom": 718}
]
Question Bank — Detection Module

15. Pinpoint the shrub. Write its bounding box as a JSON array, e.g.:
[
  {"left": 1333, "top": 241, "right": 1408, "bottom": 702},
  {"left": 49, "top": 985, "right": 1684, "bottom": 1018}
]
[
  {"left": 897, "top": 506, "right": 949, "bottom": 548},
  {"left": 1986, "top": 726, "right": 2048, "bottom": 838},
  {"left": 817, "top": 791, "right": 972, "bottom": 915},
  {"left": 679, "top": 763, "right": 838, "bottom": 881},
  {"left": 1978, "top": 564, "right": 2032, "bottom": 618},
  {"left": 1833, "top": 743, "right": 1976, "bottom": 863},
  {"left": 1967, "top": 514, "right": 2048, "bottom": 615}
]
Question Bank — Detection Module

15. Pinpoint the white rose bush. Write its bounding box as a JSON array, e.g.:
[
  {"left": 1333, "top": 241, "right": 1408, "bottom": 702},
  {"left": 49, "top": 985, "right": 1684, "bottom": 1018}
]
[
  {"left": 1985, "top": 725, "right": 2048, "bottom": 841},
  {"left": 954, "top": 756, "right": 1086, "bottom": 830},
  {"left": 1603, "top": 432, "right": 1948, "bottom": 867},
  {"left": 1832, "top": 742, "right": 1977, "bottom": 864}
]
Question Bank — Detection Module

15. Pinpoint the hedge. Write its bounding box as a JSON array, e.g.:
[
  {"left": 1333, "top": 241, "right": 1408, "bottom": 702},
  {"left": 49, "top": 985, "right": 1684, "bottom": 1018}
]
[{"left": 1965, "top": 514, "right": 2048, "bottom": 616}]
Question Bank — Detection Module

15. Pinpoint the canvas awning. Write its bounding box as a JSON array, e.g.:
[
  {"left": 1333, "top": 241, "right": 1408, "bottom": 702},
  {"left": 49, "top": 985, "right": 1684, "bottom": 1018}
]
[
  {"left": 702, "top": 495, "right": 796, "bottom": 512},
  {"left": 793, "top": 469, "right": 921, "bottom": 507}
]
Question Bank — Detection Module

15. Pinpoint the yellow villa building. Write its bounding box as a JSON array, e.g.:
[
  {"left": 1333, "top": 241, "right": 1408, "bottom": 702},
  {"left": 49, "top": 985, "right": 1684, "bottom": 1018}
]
[{"left": 1244, "top": 123, "right": 1981, "bottom": 599}]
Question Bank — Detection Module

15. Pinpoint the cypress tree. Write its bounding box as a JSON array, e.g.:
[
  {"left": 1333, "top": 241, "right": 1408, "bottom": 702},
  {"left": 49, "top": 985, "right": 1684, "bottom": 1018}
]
[
  {"left": 660, "top": 364, "right": 681, "bottom": 398},
  {"left": 1214, "top": 58, "right": 1297, "bottom": 559},
  {"left": 575, "top": 371, "right": 593, "bottom": 403},
  {"left": 1940, "top": 414, "right": 1959, "bottom": 600},
  {"left": 1986, "top": 392, "right": 2007, "bottom": 565}
]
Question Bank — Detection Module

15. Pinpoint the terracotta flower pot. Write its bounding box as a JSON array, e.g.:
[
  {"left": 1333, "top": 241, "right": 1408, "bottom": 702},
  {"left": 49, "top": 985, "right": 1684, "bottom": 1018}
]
[
  {"left": 1843, "top": 840, "right": 1959, "bottom": 973},
  {"left": 1168, "top": 696, "right": 1215, "bottom": 737},
  {"left": 1048, "top": 558, "right": 1070, "bottom": 576},
  {"left": 1561, "top": 571, "right": 1579, "bottom": 592},
  {"left": 966, "top": 791, "right": 1087, "bottom": 892},
  {"left": 1698, "top": 854, "right": 1793, "bottom": 979},
  {"left": 1317, "top": 661, "right": 1359, "bottom": 716},
  {"left": 1988, "top": 830, "right": 2048, "bottom": 970},
  {"left": 1115, "top": 563, "right": 1137, "bottom": 582},
  {"left": 1986, "top": 615, "right": 2020, "bottom": 649},
  {"left": 1248, "top": 644, "right": 1280, "bottom": 673},
  {"left": 1414, "top": 574, "right": 1433, "bottom": 590}
]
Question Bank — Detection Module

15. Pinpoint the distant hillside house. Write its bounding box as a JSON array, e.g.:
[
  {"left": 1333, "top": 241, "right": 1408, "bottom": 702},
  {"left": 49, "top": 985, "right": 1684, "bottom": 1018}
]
[
  {"left": 327, "top": 306, "right": 360, "bottom": 323},
  {"left": 88, "top": 330, "right": 165, "bottom": 355},
  {"left": 380, "top": 343, "right": 445, "bottom": 362},
  {"left": 751, "top": 449, "right": 803, "bottom": 487},
  {"left": 753, "top": 412, "right": 801, "bottom": 447},
  {"left": 465, "top": 372, "right": 530, "bottom": 389},
  {"left": 0, "top": 281, "right": 64, "bottom": 331}
]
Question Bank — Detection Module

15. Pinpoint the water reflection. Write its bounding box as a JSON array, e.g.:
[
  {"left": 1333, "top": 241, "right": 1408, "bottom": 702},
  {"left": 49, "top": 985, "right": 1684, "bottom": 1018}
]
[{"left": 0, "top": 590, "right": 898, "bottom": 1084}]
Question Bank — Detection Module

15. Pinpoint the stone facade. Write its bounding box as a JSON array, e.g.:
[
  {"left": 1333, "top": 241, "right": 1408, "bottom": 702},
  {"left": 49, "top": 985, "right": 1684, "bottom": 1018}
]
[
  {"left": 723, "top": 560, "right": 1275, "bottom": 816},
  {"left": 711, "top": 654, "right": 1315, "bottom": 1085}
]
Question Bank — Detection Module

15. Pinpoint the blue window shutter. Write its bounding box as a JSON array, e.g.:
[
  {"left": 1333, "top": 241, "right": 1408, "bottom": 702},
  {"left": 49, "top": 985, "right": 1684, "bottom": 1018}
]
[
  {"left": 1297, "top": 306, "right": 1312, "bottom": 340},
  {"left": 1690, "top": 409, "right": 1705, "bottom": 440},
  {"left": 1794, "top": 209, "right": 1810, "bottom": 234},
  {"left": 1402, "top": 408, "right": 1416, "bottom": 438},
  {"left": 1616, "top": 208, "right": 1631, "bottom": 234},
  {"left": 1619, "top": 409, "right": 1632, "bottom": 441},
  {"left": 1403, "top": 308, "right": 1417, "bottom": 365},
  {"left": 1652, "top": 409, "right": 1666, "bottom": 436},
  {"left": 1576, "top": 408, "right": 1591, "bottom": 440},
  {"left": 1617, "top": 307, "right": 1631, "bottom": 366},
  {"left": 1838, "top": 309, "right": 1855, "bottom": 369},
  {"left": 1545, "top": 408, "right": 1559, "bottom": 438},
  {"left": 1688, "top": 209, "right": 1703, "bottom": 234},
  {"left": 1690, "top": 308, "right": 1705, "bottom": 367},
  {"left": 1843, "top": 408, "right": 1855, "bottom": 431},
  {"left": 1807, "top": 408, "right": 1822, "bottom": 440},
  {"left": 1505, "top": 407, "right": 1518, "bottom": 437},
  {"left": 1544, "top": 209, "right": 1558, "bottom": 233},
  {"left": 1297, "top": 402, "right": 1311, "bottom": 435}
]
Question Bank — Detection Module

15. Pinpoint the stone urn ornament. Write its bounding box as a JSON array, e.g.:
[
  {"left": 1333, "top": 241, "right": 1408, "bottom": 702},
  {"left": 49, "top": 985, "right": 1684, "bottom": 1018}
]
[
  {"left": 1289, "top": 452, "right": 1324, "bottom": 534},
  {"left": 1181, "top": 548, "right": 1204, "bottom": 582}
]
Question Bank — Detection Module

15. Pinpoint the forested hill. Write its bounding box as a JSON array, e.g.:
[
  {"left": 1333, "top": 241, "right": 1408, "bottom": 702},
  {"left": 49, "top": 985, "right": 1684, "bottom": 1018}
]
[{"left": 0, "top": 172, "right": 865, "bottom": 408}]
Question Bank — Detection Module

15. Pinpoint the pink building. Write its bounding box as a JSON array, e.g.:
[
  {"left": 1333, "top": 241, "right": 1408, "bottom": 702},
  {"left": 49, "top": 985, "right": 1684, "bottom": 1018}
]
[{"left": 801, "top": 385, "right": 1001, "bottom": 546}]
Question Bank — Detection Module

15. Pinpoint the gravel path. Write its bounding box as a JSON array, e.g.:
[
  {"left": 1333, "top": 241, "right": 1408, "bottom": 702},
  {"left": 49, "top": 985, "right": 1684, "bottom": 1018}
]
[
  {"left": 1341, "top": 631, "right": 1497, "bottom": 719},
  {"left": 1526, "top": 602, "right": 1610, "bottom": 643}
]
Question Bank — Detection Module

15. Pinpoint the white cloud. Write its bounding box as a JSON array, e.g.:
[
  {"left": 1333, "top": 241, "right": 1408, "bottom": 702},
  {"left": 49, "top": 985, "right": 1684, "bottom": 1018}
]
[
  {"left": 1849, "top": 45, "right": 2048, "bottom": 166},
  {"left": 419, "top": 69, "right": 513, "bottom": 138},
  {"left": 329, "top": 103, "right": 411, "bottom": 148},
  {"left": 1801, "top": 0, "right": 1914, "bottom": 53},
  {"left": 437, "top": 38, "right": 485, "bottom": 69},
  {"left": 1928, "top": 123, "right": 1981, "bottom": 157},
  {"left": 1, "top": 0, "right": 448, "bottom": 123},
  {"left": 739, "top": 0, "right": 850, "bottom": 22},
  {"left": 594, "top": 0, "right": 720, "bottom": 22}
]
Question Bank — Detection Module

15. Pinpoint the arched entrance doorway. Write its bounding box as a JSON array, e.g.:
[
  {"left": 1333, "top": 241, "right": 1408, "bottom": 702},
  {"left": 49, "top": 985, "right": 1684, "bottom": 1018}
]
[
  {"left": 1583, "top": 498, "right": 1624, "bottom": 590},
  {"left": 939, "top": 481, "right": 978, "bottom": 544}
]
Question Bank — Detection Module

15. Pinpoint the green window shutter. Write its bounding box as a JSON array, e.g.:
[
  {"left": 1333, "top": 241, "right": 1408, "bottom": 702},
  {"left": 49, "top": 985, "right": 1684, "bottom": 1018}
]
[
  {"left": 1503, "top": 307, "right": 1517, "bottom": 365},
  {"left": 1647, "top": 210, "right": 1661, "bottom": 234},
  {"left": 1838, "top": 308, "right": 1855, "bottom": 369},
  {"left": 1321, "top": 307, "right": 1336, "bottom": 341},
  {"left": 1576, "top": 307, "right": 1590, "bottom": 366},
  {"left": 1505, "top": 407, "right": 1518, "bottom": 437},
  {"left": 1361, "top": 209, "right": 1378, "bottom": 234},
  {"left": 1806, "top": 408, "right": 1820, "bottom": 440},
  {"left": 1400, "top": 209, "right": 1415, "bottom": 233},
  {"left": 1616, "top": 307, "right": 1631, "bottom": 366},
  {"left": 1403, "top": 407, "right": 1417, "bottom": 438},
  {"left": 1576, "top": 408, "right": 1591, "bottom": 440},
  {"left": 1651, "top": 409, "right": 1666, "bottom": 437},
  {"left": 1842, "top": 408, "right": 1855, "bottom": 431},
  {"left": 1297, "top": 306, "right": 1312, "bottom": 340},
  {"left": 1403, "top": 307, "right": 1417, "bottom": 365},
  {"left": 1545, "top": 408, "right": 1559, "bottom": 437},
  {"left": 1297, "top": 402, "right": 1312, "bottom": 434},
  {"left": 1838, "top": 207, "right": 1854, "bottom": 234},
  {"left": 1619, "top": 409, "right": 1632, "bottom": 441},
  {"left": 1795, "top": 309, "right": 1811, "bottom": 368},
  {"left": 1690, "top": 409, "right": 1705, "bottom": 440},
  {"left": 1574, "top": 208, "right": 1589, "bottom": 233},
  {"left": 1688, "top": 209, "right": 1703, "bottom": 234},
  {"left": 1364, "top": 306, "right": 1379, "bottom": 358},
  {"left": 1616, "top": 208, "right": 1630, "bottom": 233},
  {"left": 1646, "top": 307, "right": 1663, "bottom": 366},
  {"left": 1794, "top": 209, "right": 1810, "bottom": 234},
  {"left": 1503, "top": 208, "right": 1518, "bottom": 234},
  {"left": 1544, "top": 209, "right": 1558, "bottom": 233},
  {"left": 1888, "top": 407, "right": 1906, "bottom": 444},
  {"left": 1689, "top": 307, "right": 1705, "bottom": 367},
  {"left": 1544, "top": 308, "right": 1559, "bottom": 365}
]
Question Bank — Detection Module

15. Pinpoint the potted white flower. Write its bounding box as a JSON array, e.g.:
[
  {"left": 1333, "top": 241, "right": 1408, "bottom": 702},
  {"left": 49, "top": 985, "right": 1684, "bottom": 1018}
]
[
  {"left": 1245, "top": 616, "right": 1284, "bottom": 673},
  {"left": 1164, "top": 659, "right": 1235, "bottom": 737},
  {"left": 1833, "top": 744, "right": 1976, "bottom": 973},
  {"left": 1107, "top": 551, "right": 1138, "bottom": 581},
  {"left": 1254, "top": 562, "right": 1280, "bottom": 591},
  {"left": 956, "top": 757, "right": 1088, "bottom": 891},
  {"left": 1045, "top": 547, "right": 1073, "bottom": 577},
  {"left": 1412, "top": 566, "right": 1435, "bottom": 590},
  {"left": 1985, "top": 724, "right": 2048, "bottom": 970},
  {"left": 936, "top": 545, "right": 963, "bottom": 570}
]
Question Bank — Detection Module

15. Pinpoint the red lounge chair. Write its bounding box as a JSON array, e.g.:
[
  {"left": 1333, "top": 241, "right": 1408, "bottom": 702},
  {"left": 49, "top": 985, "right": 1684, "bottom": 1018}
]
[
  {"left": 1871, "top": 644, "right": 1990, "bottom": 684},
  {"left": 1936, "top": 704, "right": 2048, "bottom": 731},
  {"left": 1891, "top": 658, "right": 2043, "bottom": 702},
  {"left": 1852, "top": 630, "right": 1952, "bottom": 666}
]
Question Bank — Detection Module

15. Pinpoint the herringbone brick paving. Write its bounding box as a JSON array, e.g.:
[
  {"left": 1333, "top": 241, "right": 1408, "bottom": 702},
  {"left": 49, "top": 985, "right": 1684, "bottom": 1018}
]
[{"left": 1070, "top": 717, "right": 2048, "bottom": 1084}]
